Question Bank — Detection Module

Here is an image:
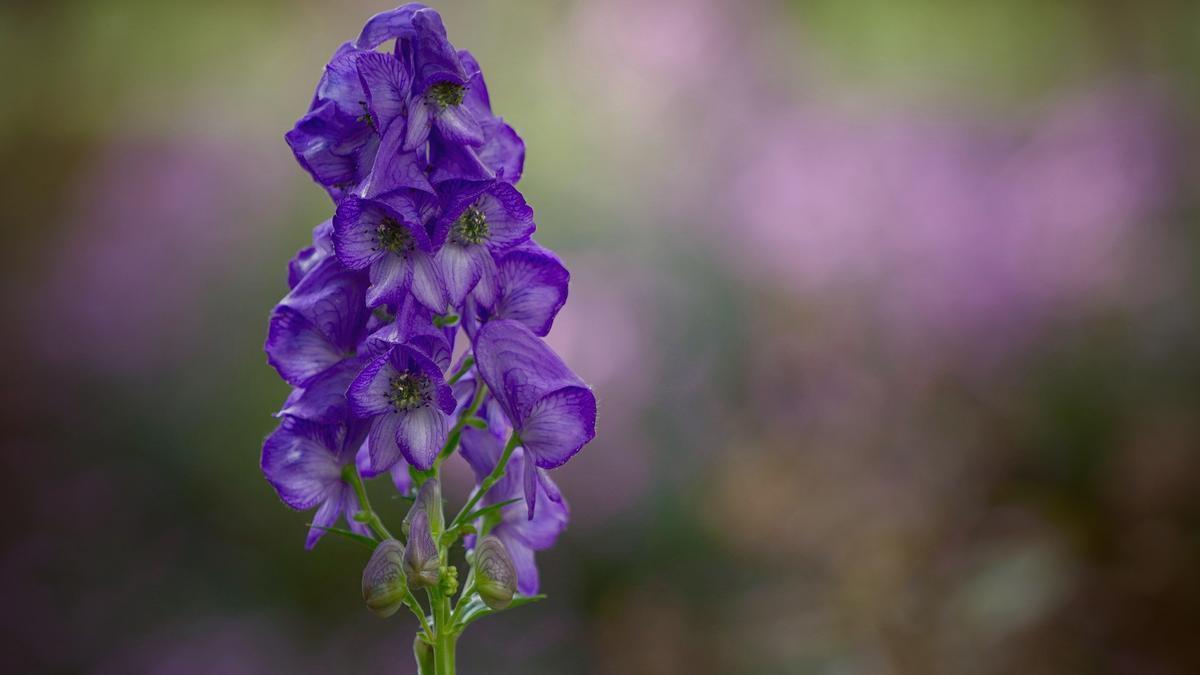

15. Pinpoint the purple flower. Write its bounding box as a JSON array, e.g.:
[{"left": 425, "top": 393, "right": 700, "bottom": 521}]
[
  {"left": 265, "top": 256, "right": 369, "bottom": 387},
  {"left": 433, "top": 180, "right": 535, "bottom": 307},
  {"left": 348, "top": 345, "right": 456, "bottom": 472},
  {"left": 473, "top": 319, "right": 597, "bottom": 510},
  {"left": 332, "top": 193, "right": 448, "bottom": 311},
  {"left": 261, "top": 418, "right": 371, "bottom": 549},
  {"left": 400, "top": 11, "right": 483, "bottom": 151},
  {"left": 461, "top": 428, "right": 568, "bottom": 595},
  {"left": 466, "top": 239, "right": 569, "bottom": 338}
]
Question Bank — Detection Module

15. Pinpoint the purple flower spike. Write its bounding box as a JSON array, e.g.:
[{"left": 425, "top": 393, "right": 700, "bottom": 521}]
[
  {"left": 261, "top": 418, "right": 371, "bottom": 549},
  {"left": 348, "top": 345, "right": 456, "bottom": 472},
  {"left": 473, "top": 320, "right": 597, "bottom": 472}
]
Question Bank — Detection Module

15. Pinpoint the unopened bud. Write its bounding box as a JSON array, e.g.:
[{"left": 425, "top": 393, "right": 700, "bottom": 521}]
[
  {"left": 361, "top": 539, "right": 407, "bottom": 618},
  {"left": 474, "top": 535, "right": 517, "bottom": 610},
  {"left": 403, "top": 478, "right": 443, "bottom": 539},
  {"left": 413, "top": 635, "right": 434, "bottom": 674},
  {"left": 404, "top": 509, "right": 441, "bottom": 590}
]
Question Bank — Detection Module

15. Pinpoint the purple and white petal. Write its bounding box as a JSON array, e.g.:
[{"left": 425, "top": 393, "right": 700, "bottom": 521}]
[
  {"left": 437, "top": 242, "right": 485, "bottom": 307},
  {"left": 409, "top": 249, "right": 450, "bottom": 313},
  {"left": 366, "top": 412, "right": 405, "bottom": 473},
  {"left": 356, "top": 52, "right": 410, "bottom": 135},
  {"left": 403, "top": 97, "right": 433, "bottom": 151},
  {"left": 476, "top": 184, "right": 535, "bottom": 252},
  {"left": 347, "top": 350, "right": 402, "bottom": 418},
  {"left": 261, "top": 418, "right": 343, "bottom": 511},
  {"left": 276, "top": 357, "right": 362, "bottom": 424},
  {"left": 394, "top": 405, "right": 449, "bottom": 471},
  {"left": 500, "top": 534, "right": 540, "bottom": 596},
  {"left": 518, "top": 386, "right": 597, "bottom": 469},
  {"left": 434, "top": 104, "right": 485, "bottom": 147},
  {"left": 366, "top": 254, "right": 413, "bottom": 308},
  {"left": 265, "top": 306, "right": 344, "bottom": 386},
  {"left": 493, "top": 243, "right": 569, "bottom": 336},
  {"left": 362, "top": 121, "right": 434, "bottom": 197},
  {"left": 356, "top": 5, "right": 421, "bottom": 49}
]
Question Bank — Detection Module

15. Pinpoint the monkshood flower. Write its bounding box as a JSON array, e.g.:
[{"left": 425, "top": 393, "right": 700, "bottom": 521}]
[
  {"left": 434, "top": 180, "right": 535, "bottom": 306},
  {"left": 261, "top": 418, "right": 371, "bottom": 549},
  {"left": 264, "top": 7, "right": 595, "bottom": 671},
  {"left": 474, "top": 320, "right": 597, "bottom": 508},
  {"left": 332, "top": 191, "right": 448, "bottom": 311},
  {"left": 348, "top": 344, "right": 456, "bottom": 472}
]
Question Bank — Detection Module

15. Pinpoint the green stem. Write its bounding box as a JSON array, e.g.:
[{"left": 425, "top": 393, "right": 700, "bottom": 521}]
[
  {"left": 448, "top": 432, "right": 520, "bottom": 532},
  {"left": 446, "top": 356, "right": 475, "bottom": 385},
  {"left": 342, "top": 464, "right": 392, "bottom": 540},
  {"left": 433, "top": 590, "right": 456, "bottom": 675}
]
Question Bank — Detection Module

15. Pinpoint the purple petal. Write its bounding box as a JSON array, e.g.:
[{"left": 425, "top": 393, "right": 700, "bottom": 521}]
[
  {"left": 280, "top": 256, "right": 369, "bottom": 352},
  {"left": 475, "top": 183, "right": 534, "bottom": 252},
  {"left": 356, "top": 52, "right": 410, "bottom": 135},
  {"left": 265, "top": 306, "right": 345, "bottom": 386},
  {"left": 363, "top": 120, "right": 435, "bottom": 197},
  {"left": 356, "top": 5, "right": 421, "bottom": 50},
  {"left": 305, "top": 496, "right": 341, "bottom": 549},
  {"left": 395, "top": 405, "right": 449, "bottom": 471},
  {"left": 469, "top": 246, "right": 500, "bottom": 309},
  {"left": 492, "top": 242, "right": 569, "bottom": 336},
  {"left": 429, "top": 135, "right": 494, "bottom": 185},
  {"left": 391, "top": 460, "right": 413, "bottom": 495},
  {"left": 261, "top": 417, "right": 343, "bottom": 511},
  {"left": 367, "top": 412, "right": 404, "bottom": 473},
  {"left": 437, "top": 242, "right": 485, "bottom": 307},
  {"left": 347, "top": 351, "right": 402, "bottom": 418},
  {"left": 435, "top": 105, "right": 485, "bottom": 147},
  {"left": 500, "top": 535, "right": 540, "bottom": 596},
  {"left": 518, "top": 386, "right": 597, "bottom": 469},
  {"left": 285, "top": 101, "right": 370, "bottom": 189},
  {"left": 276, "top": 357, "right": 362, "bottom": 423},
  {"left": 367, "top": 254, "right": 413, "bottom": 308},
  {"left": 314, "top": 46, "right": 367, "bottom": 110},
  {"left": 410, "top": 249, "right": 450, "bottom": 313},
  {"left": 403, "top": 97, "right": 433, "bottom": 151},
  {"left": 477, "top": 118, "right": 525, "bottom": 184},
  {"left": 408, "top": 8, "right": 468, "bottom": 93},
  {"left": 460, "top": 426, "right": 503, "bottom": 482}
]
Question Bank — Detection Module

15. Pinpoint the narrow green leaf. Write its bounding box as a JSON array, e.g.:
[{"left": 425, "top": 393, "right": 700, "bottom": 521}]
[
  {"left": 462, "top": 498, "right": 521, "bottom": 524},
  {"left": 306, "top": 523, "right": 378, "bottom": 550}
]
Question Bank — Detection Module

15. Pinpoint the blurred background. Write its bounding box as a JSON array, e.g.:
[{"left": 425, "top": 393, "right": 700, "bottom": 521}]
[{"left": 2, "top": 0, "right": 1199, "bottom": 673}]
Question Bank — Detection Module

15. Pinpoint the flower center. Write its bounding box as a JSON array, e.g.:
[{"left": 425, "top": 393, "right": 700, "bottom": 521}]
[
  {"left": 428, "top": 82, "right": 465, "bottom": 109},
  {"left": 376, "top": 217, "right": 415, "bottom": 255},
  {"left": 388, "top": 372, "right": 430, "bottom": 411},
  {"left": 451, "top": 206, "right": 489, "bottom": 245}
]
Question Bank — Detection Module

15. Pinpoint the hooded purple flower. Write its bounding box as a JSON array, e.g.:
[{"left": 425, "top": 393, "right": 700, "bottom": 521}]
[
  {"left": 261, "top": 418, "right": 372, "bottom": 549},
  {"left": 265, "top": 255, "right": 369, "bottom": 387},
  {"left": 433, "top": 180, "right": 535, "bottom": 307},
  {"left": 332, "top": 192, "right": 448, "bottom": 312},
  {"left": 461, "top": 427, "right": 568, "bottom": 595},
  {"left": 400, "top": 10, "right": 484, "bottom": 151},
  {"left": 348, "top": 344, "right": 456, "bottom": 472},
  {"left": 465, "top": 239, "right": 569, "bottom": 338},
  {"left": 473, "top": 320, "right": 597, "bottom": 511}
]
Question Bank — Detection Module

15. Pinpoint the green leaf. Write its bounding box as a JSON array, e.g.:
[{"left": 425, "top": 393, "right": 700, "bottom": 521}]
[
  {"left": 457, "top": 594, "right": 546, "bottom": 629},
  {"left": 464, "top": 417, "right": 488, "bottom": 429},
  {"left": 306, "top": 523, "right": 378, "bottom": 550},
  {"left": 461, "top": 498, "right": 521, "bottom": 524}
]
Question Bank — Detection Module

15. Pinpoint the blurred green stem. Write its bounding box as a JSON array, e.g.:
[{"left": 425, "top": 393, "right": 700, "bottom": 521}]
[{"left": 343, "top": 464, "right": 392, "bottom": 541}]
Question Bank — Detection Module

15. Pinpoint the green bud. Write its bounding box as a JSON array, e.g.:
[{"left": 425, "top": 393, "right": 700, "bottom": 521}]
[
  {"left": 361, "top": 539, "right": 407, "bottom": 618},
  {"left": 403, "top": 478, "right": 443, "bottom": 539},
  {"left": 474, "top": 535, "right": 517, "bottom": 610},
  {"left": 404, "top": 509, "right": 441, "bottom": 590}
]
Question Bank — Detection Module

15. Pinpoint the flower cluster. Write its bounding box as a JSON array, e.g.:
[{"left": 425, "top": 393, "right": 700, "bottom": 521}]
[{"left": 259, "top": 4, "right": 596, "bottom": 645}]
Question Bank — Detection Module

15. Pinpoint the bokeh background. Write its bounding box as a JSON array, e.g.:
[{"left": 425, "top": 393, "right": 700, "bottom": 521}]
[{"left": 2, "top": 1, "right": 1199, "bottom": 673}]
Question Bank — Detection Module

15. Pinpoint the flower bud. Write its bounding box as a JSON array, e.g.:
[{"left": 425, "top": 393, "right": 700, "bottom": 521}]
[
  {"left": 403, "top": 478, "right": 443, "bottom": 539},
  {"left": 413, "top": 634, "right": 434, "bottom": 675},
  {"left": 474, "top": 535, "right": 517, "bottom": 610},
  {"left": 404, "top": 509, "right": 441, "bottom": 590},
  {"left": 361, "top": 539, "right": 407, "bottom": 618}
]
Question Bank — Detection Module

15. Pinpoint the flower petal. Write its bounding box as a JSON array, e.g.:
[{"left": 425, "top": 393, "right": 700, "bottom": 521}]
[
  {"left": 367, "top": 412, "right": 405, "bottom": 473},
  {"left": 518, "top": 386, "right": 597, "bottom": 469},
  {"left": 435, "top": 104, "right": 485, "bottom": 147},
  {"left": 347, "top": 351, "right": 402, "bottom": 417},
  {"left": 366, "top": 253, "right": 413, "bottom": 308},
  {"left": 363, "top": 120, "right": 434, "bottom": 197},
  {"left": 265, "top": 306, "right": 344, "bottom": 387},
  {"left": 261, "top": 417, "right": 343, "bottom": 511},
  {"left": 403, "top": 97, "right": 433, "bottom": 151},
  {"left": 276, "top": 357, "right": 362, "bottom": 424},
  {"left": 356, "top": 5, "right": 421, "bottom": 50},
  {"left": 437, "top": 242, "right": 485, "bottom": 307},
  {"left": 493, "top": 241, "right": 569, "bottom": 336},
  {"left": 476, "top": 183, "right": 534, "bottom": 252},
  {"left": 356, "top": 52, "right": 409, "bottom": 135},
  {"left": 410, "top": 249, "right": 450, "bottom": 313},
  {"left": 500, "top": 534, "right": 540, "bottom": 596},
  {"left": 395, "top": 405, "right": 449, "bottom": 471}
]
